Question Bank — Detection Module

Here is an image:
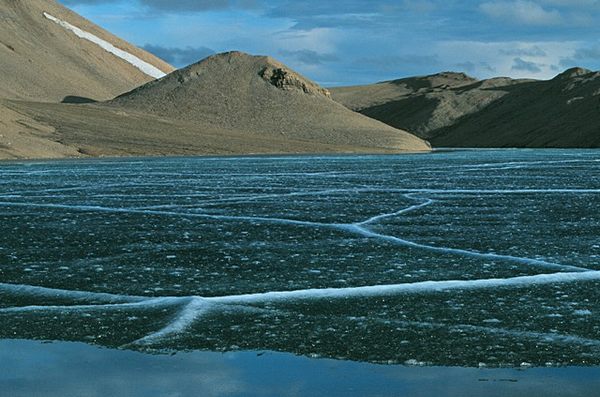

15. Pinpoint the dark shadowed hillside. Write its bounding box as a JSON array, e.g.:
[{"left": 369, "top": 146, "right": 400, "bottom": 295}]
[{"left": 331, "top": 68, "right": 600, "bottom": 148}]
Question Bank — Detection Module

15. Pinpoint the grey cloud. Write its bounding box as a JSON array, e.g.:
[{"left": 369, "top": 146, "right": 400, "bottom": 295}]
[
  {"left": 541, "top": 0, "right": 600, "bottom": 7},
  {"left": 500, "top": 46, "right": 547, "bottom": 57},
  {"left": 267, "top": 1, "right": 390, "bottom": 18},
  {"left": 264, "top": 0, "right": 445, "bottom": 30},
  {"left": 455, "top": 61, "right": 496, "bottom": 73},
  {"left": 455, "top": 61, "right": 476, "bottom": 72},
  {"left": 279, "top": 49, "right": 338, "bottom": 65},
  {"left": 511, "top": 57, "right": 542, "bottom": 73},
  {"left": 479, "top": 62, "right": 497, "bottom": 73},
  {"left": 401, "top": 0, "right": 436, "bottom": 13},
  {"left": 573, "top": 47, "right": 600, "bottom": 59},
  {"left": 559, "top": 57, "right": 577, "bottom": 67},
  {"left": 142, "top": 45, "right": 215, "bottom": 67},
  {"left": 480, "top": 1, "right": 563, "bottom": 26},
  {"left": 355, "top": 54, "right": 440, "bottom": 73},
  {"left": 142, "top": 0, "right": 229, "bottom": 10},
  {"left": 61, "top": 0, "right": 260, "bottom": 11},
  {"left": 559, "top": 46, "right": 600, "bottom": 69}
]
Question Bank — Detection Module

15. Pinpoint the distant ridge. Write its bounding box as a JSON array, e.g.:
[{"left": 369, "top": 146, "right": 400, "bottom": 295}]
[{"left": 331, "top": 68, "right": 600, "bottom": 148}]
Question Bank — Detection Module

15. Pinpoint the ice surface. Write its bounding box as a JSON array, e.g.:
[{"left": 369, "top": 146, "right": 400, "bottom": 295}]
[
  {"left": 1, "top": 150, "right": 600, "bottom": 366},
  {"left": 43, "top": 13, "right": 166, "bottom": 79}
]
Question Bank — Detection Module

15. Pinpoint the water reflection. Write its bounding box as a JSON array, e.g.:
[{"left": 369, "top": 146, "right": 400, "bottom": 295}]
[{"left": 1, "top": 340, "right": 599, "bottom": 397}]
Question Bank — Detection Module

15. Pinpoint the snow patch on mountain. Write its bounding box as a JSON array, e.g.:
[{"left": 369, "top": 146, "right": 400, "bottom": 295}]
[{"left": 43, "top": 12, "right": 166, "bottom": 79}]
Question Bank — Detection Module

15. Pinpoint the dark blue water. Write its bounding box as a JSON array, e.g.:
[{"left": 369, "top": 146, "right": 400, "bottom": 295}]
[
  {"left": 1, "top": 150, "right": 600, "bottom": 368},
  {"left": 2, "top": 340, "right": 600, "bottom": 397}
]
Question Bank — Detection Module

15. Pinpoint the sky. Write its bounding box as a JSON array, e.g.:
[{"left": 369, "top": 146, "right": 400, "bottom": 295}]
[{"left": 59, "top": 0, "right": 600, "bottom": 86}]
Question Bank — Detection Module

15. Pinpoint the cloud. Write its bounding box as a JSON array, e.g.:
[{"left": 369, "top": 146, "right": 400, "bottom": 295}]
[
  {"left": 400, "top": 0, "right": 436, "bottom": 13},
  {"left": 560, "top": 45, "right": 600, "bottom": 69},
  {"left": 480, "top": 1, "right": 563, "bottom": 25},
  {"left": 511, "top": 57, "right": 543, "bottom": 72},
  {"left": 500, "top": 45, "right": 547, "bottom": 57},
  {"left": 141, "top": 0, "right": 230, "bottom": 10},
  {"left": 267, "top": 1, "right": 384, "bottom": 18},
  {"left": 436, "top": 40, "right": 579, "bottom": 79},
  {"left": 455, "top": 61, "right": 496, "bottom": 73},
  {"left": 572, "top": 46, "right": 600, "bottom": 59},
  {"left": 61, "top": 0, "right": 260, "bottom": 11},
  {"left": 264, "top": 0, "right": 444, "bottom": 30},
  {"left": 355, "top": 54, "right": 440, "bottom": 73},
  {"left": 541, "top": 0, "right": 599, "bottom": 6},
  {"left": 55, "top": 0, "right": 598, "bottom": 84},
  {"left": 278, "top": 49, "right": 338, "bottom": 65},
  {"left": 142, "top": 45, "right": 215, "bottom": 67}
]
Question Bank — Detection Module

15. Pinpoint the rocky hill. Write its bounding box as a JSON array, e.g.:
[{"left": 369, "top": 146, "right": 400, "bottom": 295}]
[{"left": 105, "top": 51, "right": 430, "bottom": 152}]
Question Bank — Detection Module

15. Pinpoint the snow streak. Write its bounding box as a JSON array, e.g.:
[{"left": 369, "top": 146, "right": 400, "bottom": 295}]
[{"left": 43, "top": 12, "right": 166, "bottom": 79}]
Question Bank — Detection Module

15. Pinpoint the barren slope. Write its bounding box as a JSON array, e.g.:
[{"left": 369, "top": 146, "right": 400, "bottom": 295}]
[
  {"left": 0, "top": 0, "right": 173, "bottom": 102},
  {"left": 433, "top": 68, "right": 600, "bottom": 147},
  {"left": 106, "top": 51, "right": 430, "bottom": 152},
  {"left": 5, "top": 52, "right": 430, "bottom": 158},
  {"left": 0, "top": 0, "right": 175, "bottom": 159},
  {"left": 331, "top": 72, "right": 532, "bottom": 141}
]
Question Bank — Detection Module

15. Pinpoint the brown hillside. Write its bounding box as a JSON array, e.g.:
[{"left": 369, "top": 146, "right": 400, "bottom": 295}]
[
  {"left": 4, "top": 52, "right": 430, "bottom": 159},
  {"left": 0, "top": 0, "right": 175, "bottom": 159},
  {"left": 105, "top": 51, "right": 431, "bottom": 153},
  {"left": 0, "top": 0, "right": 173, "bottom": 102}
]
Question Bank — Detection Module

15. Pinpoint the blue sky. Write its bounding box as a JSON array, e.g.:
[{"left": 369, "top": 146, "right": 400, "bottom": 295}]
[{"left": 59, "top": 0, "right": 600, "bottom": 86}]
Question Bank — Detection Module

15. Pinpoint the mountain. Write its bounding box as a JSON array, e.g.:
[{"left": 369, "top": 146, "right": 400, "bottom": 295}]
[
  {"left": 0, "top": 2, "right": 428, "bottom": 159},
  {"left": 0, "top": 0, "right": 173, "bottom": 101},
  {"left": 105, "top": 51, "right": 430, "bottom": 152},
  {"left": 0, "top": 0, "right": 174, "bottom": 159},
  {"left": 5, "top": 52, "right": 430, "bottom": 158},
  {"left": 331, "top": 69, "right": 600, "bottom": 148}
]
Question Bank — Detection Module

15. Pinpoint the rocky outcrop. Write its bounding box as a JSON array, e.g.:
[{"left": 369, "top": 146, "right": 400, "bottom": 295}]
[{"left": 260, "top": 66, "right": 331, "bottom": 98}]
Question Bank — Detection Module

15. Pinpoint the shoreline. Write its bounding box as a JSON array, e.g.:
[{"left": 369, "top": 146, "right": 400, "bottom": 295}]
[
  {"left": 2, "top": 147, "right": 599, "bottom": 164},
  {"left": 0, "top": 149, "right": 435, "bottom": 164}
]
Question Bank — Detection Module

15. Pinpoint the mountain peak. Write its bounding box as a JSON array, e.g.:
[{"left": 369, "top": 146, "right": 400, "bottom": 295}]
[
  {"left": 555, "top": 67, "right": 592, "bottom": 80},
  {"left": 171, "top": 51, "right": 331, "bottom": 98},
  {"left": 431, "top": 71, "right": 476, "bottom": 81}
]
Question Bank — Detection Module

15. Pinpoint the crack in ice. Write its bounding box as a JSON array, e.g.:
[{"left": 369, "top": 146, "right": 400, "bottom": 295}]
[
  {"left": 4, "top": 271, "right": 600, "bottom": 345},
  {"left": 0, "top": 191, "right": 589, "bottom": 273},
  {"left": 357, "top": 194, "right": 435, "bottom": 226}
]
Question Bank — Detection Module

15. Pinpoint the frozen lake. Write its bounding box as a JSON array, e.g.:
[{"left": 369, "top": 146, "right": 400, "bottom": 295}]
[{"left": 1, "top": 150, "right": 600, "bottom": 367}]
